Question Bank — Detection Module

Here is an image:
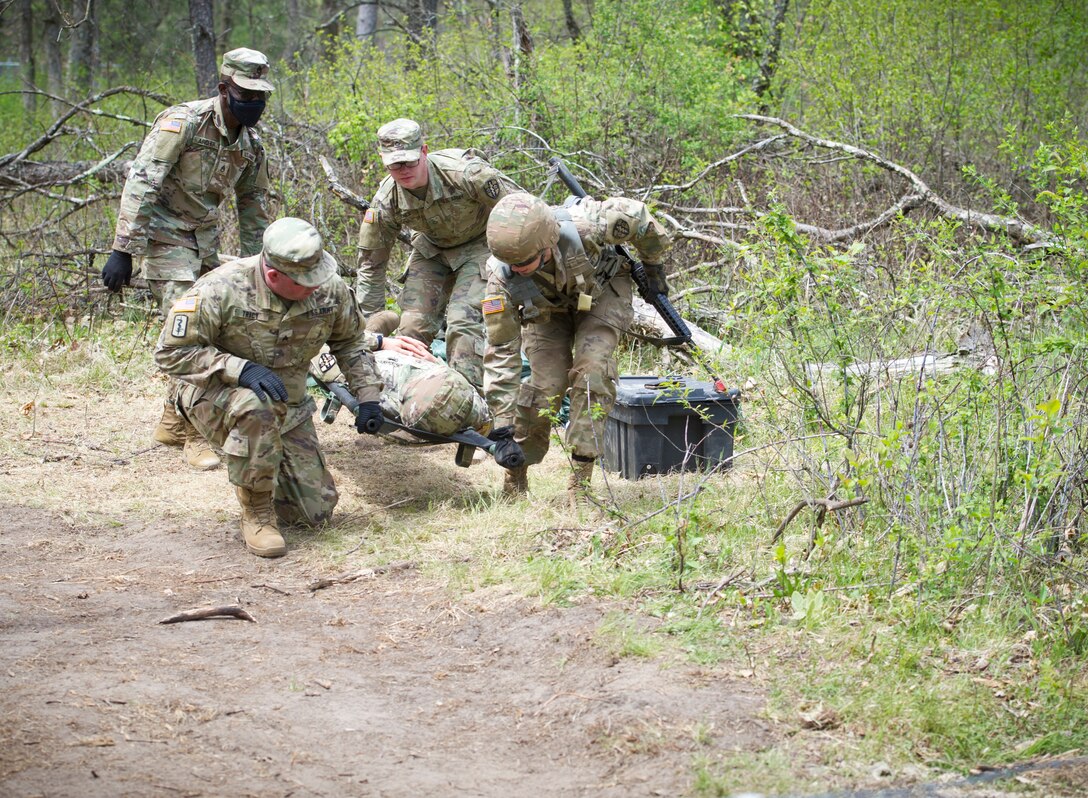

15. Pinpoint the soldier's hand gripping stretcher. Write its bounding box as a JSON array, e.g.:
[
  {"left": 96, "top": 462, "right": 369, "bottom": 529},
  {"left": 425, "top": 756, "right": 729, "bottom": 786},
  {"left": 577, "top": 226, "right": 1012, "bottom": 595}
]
[{"left": 308, "top": 345, "right": 525, "bottom": 470}]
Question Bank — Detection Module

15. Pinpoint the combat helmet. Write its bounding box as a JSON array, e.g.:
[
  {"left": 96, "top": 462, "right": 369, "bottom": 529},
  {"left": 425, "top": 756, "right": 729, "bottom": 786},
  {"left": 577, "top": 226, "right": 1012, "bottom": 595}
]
[{"left": 486, "top": 192, "right": 559, "bottom": 264}]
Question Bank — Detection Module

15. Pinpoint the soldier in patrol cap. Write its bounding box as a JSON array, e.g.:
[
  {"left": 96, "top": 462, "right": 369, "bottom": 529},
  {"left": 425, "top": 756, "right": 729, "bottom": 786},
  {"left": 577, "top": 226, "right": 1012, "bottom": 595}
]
[
  {"left": 356, "top": 118, "right": 519, "bottom": 393},
  {"left": 482, "top": 192, "right": 671, "bottom": 507},
  {"left": 102, "top": 47, "right": 276, "bottom": 471},
  {"left": 155, "top": 217, "right": 434, "bottom": 558}
]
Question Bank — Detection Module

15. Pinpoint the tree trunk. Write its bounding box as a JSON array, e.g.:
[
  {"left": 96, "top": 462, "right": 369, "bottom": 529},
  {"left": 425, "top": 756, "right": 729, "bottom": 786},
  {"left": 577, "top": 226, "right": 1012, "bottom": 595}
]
[
  {"left": 189, "top": 0, "right": 217, "bottom": 98},
  {"left": 18, "top": 0, "right": 35, "bottom": 114},
  {"left": 561, "top": 0, "right": 580, "bottom": 42},
  {"left": 282, "top": 0, "right": 301, "bottom": 63},
  {"left": 753, "top": 0, "right": 790, "bottom": 102},
  {"left": 42, "top": 1, "right": 64, "bottom": 112},
  {"left": 66, "top": 0, "right": 98, "bottom": 94},
  {"left": 319, "top": 0, "right": 340, "bottom": 59},
  {"left": 406, "top": 0, "right": 438, "bottom": 45},
  {"left": 355, "top": 0, "right": 378, "bottom": 41}
]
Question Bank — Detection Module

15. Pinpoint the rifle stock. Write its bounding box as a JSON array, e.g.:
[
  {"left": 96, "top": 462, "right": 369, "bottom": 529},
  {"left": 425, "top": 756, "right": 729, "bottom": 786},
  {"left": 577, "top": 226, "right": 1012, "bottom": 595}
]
[{"left": 547, "top": 157, "right": 691, "bottom": 345}]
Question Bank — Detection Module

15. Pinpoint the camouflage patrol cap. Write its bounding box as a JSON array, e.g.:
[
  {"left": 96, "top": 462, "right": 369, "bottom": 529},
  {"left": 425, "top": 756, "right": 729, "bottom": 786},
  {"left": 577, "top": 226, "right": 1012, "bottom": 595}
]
[
  {"left": 261, "top": 218, "right": 337, "bottom": 288},
  {"left": 376, "top": 118, "right": 423, "bottom": 166},
  {"left": 401, "top": 367, "right": 478, "bottom": 435},
  {"left": 486, "top": 192, "right": 560, "bottom": 264},
  {"left": 220, "top": 48, "right": 274, "bottom": 93}
]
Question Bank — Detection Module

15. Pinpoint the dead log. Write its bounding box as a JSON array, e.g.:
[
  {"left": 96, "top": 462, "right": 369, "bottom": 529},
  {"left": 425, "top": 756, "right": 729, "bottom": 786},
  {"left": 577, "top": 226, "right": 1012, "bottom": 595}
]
[
  {"left": 158, "top": 605, "right": 256, "bottom": 624},
  {"left": 0, "top": 157, "right": 133, "bottom": 188}
]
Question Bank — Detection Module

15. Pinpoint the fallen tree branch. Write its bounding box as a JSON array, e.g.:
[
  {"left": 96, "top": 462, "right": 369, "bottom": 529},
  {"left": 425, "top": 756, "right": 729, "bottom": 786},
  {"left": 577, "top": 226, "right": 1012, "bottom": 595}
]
[
  {"left": 771, "top": 496, "right": 869, "bottom": 546},
  {"left": 319, "top": 155, "right": 370, "bottom": 211},
  {"left": 738, "top": 114, "right": 1053, "bottom": 245},
  {"left": 0, "top": 86, "right": 171, "bottom": 171},
  {"left": 307, "top": 560, "right": 416, "bottom": 592},
  {"left": 158, "top": 605, "right": 256, "bottom": 624}
]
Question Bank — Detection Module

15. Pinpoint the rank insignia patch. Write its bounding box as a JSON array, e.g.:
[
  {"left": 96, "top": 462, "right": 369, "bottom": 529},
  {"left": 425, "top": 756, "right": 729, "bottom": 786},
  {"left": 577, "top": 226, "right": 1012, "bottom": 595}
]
[{"left": 484, "top": 179, "right": 500, "bottom": 199}]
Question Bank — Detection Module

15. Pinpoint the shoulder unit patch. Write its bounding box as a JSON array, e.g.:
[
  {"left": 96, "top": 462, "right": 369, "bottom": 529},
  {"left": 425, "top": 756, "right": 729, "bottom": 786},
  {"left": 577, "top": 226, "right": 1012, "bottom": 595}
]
[
  {"left": 612, "top": 218, "right": 630, "bottom": 239},
  {"left": 484, "top": 178, "right": 500, "bottom": 199}
]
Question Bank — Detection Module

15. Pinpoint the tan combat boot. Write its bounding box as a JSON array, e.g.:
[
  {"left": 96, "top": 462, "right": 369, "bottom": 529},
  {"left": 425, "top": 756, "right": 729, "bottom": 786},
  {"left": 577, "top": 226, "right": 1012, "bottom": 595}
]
[
  {"left": 502, "top": 464, "right": 529, "bottom": 497},
  {"left": 567, "top": 458, "right": 596, "bottom": 513},
  {"left": 152, "top": 401, "right": 187, "bottom": 447},
  {"left": 235, "top": 486, "right": 287, "bottom": 558},
  {"left": 183, "top": 423, "right": 221, "bottom": 471}
]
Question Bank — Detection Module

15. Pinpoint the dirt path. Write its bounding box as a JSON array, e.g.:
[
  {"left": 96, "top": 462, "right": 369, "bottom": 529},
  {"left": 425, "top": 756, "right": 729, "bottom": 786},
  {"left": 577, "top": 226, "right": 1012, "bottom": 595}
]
[
  {"left": 0, "top": 502, "right": 770, "bottom": 797},
  {"left": 0, "top": 385, "right": 774, "bottom": 797}
]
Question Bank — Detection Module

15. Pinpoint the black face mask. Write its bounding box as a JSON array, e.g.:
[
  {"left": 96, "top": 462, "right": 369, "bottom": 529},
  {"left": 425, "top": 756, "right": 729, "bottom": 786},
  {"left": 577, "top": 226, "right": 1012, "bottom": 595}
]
[{"left": 228, "top": 93, "right": 266, "bottom": 127}]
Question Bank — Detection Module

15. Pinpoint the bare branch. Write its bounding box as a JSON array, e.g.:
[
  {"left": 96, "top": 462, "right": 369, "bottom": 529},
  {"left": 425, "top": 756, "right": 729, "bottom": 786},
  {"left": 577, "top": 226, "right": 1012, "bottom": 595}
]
[
  {"left": 0, "top": 86, "right": 171, "bottom": 171},
  {"left": 737, "top": 115, "right": 1054, "bottom": 245}
]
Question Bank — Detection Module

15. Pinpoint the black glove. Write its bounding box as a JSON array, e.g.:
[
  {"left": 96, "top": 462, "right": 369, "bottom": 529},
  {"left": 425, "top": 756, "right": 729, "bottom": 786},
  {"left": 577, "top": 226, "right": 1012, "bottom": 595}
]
[
  {"left": 488, "top": 426, "right": 525, "bottom": 469},
  {"left": 354, "top": 401, "right": 384, "bottom": 434},
  {"left": 101, "top": 250, "right": 133, "bottom": 292},
  {"left": 238, "top": 362, "right": 288, "bottom": 402},
  {"left": 644, "top": 262, "right": 669, "bottom": 297}
]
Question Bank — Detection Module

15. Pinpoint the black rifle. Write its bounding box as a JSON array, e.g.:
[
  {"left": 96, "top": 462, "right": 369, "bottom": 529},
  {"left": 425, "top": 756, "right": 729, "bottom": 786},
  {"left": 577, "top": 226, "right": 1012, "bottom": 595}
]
[
  {"left": 309, "top": 369, "right": 524, "bottom": 469},
  {"left": 548, "top": 157, "right": 692, "bottom": 346}
]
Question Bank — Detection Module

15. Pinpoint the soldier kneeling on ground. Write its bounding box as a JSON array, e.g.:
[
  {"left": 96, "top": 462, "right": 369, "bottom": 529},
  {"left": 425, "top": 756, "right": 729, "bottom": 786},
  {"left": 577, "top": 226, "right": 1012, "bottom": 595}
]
[{"left": 154, "top": 217, "right": 433, "bottom": 558}]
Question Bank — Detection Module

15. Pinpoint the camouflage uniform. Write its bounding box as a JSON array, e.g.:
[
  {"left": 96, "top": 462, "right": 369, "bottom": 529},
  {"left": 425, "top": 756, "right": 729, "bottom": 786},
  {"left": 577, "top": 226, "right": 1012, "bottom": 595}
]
[
  {"left": 155, "top": 225, "right": 382, "bottom": 529},
  {"left": 112, "top": 48, "right": 273, "bottom": 313},
  {"left": 313, "top": 345, "right": 492, "bottom": 435},
  {"left": 483, "top": 196, "right": 671, "bottom": 466},
  {"left": 356, "top": 118, "right": 516, "bottom": 390}
]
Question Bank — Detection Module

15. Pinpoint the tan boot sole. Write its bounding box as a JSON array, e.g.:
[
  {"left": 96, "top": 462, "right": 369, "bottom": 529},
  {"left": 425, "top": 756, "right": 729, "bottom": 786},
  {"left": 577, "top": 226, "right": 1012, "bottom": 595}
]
[{"left": 245, "top": 538, "right": 287, "bottom": 558}]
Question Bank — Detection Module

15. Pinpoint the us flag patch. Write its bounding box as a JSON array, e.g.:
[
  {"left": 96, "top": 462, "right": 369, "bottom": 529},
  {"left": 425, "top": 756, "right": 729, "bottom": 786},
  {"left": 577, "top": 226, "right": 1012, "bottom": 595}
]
[
  {"left": 160, "top": 117, "right": 184, "bottom": 134},
  {"left": 363, "top": 208, "right": 376, "bottom": 224},
  {"left": 482, "top": 295, "right": 505, "bottom": 314}
]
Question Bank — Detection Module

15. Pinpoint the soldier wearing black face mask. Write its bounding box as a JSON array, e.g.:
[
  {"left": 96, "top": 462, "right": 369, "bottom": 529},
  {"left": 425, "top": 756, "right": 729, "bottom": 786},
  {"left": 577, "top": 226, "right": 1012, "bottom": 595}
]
[{"left": 103, "top": 47, "right": 274, "bottom": 471}]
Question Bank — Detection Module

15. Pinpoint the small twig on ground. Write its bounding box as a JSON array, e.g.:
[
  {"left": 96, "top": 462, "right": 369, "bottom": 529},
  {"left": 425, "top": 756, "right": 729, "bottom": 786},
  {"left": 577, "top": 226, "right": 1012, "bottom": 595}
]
[
  {"left": 307, "top": 560, "right": 416, "bottom": 592},
  {"left": 157, "top": 605, "right": 256, "bottom": 624},
  {"left": 250, "top": 583, "right": 291, "bottom": 595}
]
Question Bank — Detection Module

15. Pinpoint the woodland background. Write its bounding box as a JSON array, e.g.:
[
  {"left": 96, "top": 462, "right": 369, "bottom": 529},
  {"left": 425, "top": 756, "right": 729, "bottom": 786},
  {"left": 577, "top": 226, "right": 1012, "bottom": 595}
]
[{"left": 1, "top": 1, "right": 1087, "bottom": 788}]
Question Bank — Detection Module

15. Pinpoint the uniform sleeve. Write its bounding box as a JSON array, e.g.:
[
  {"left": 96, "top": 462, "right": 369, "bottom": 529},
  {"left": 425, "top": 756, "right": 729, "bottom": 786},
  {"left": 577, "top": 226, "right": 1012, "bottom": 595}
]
[
  {"left": 463, "top": 160, "right": 515, "bottom": 213},
  {"left": 355, "top": 244, "right": 391, "bottom": 315},
  {"left": 112, "top": 108, "right": 191, "bottom": 255},
  {"left": 593, "top": 197, "right": 672, "bottom": 264},
  {"left": 326, "top": 285, "right": 384, "bottom": 403},
  {"left": 356, "top": 187, "right": 401, "bottom": 314},
  {"left": 154, "top": 289, "right": 248, "bottom": 387},
  {"left": 235, "top": 140, "right": 271, "bottom": 257},
  {"left": 481, "top": 270, "right": 523, "bottom": 428}
]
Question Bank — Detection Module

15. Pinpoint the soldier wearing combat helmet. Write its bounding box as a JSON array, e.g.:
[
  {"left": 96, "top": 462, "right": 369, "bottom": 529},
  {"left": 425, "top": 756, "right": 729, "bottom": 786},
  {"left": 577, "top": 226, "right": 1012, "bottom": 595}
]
[
  {"left": 356, "top": 118, "right": 519, "bottom": 392},
  {"left": 482, "top": 192, "right": 671, "bottom": 507},
  {"left": 102, "top": 47, "right": 275, "bottom": 471},
  {"left": 155, "top": 217, "right": 433, "bottom": 558}
]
